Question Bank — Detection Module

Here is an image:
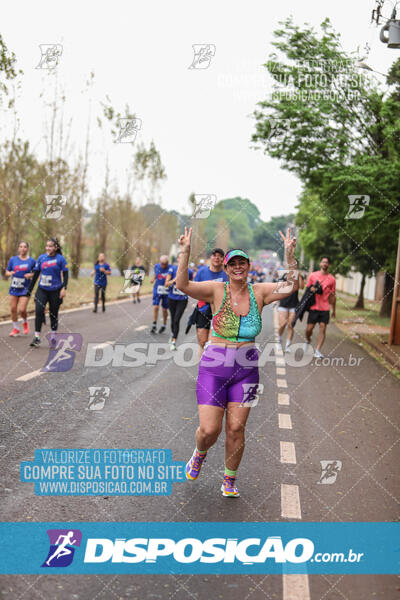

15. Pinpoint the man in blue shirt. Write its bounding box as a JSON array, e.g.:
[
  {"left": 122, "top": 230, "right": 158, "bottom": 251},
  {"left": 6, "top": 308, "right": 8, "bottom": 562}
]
[
  {"left": 150, "top": 255, "right": 170, "bottom": 333},
  {"left": 194, "top": 248, "right": 228, "bottom": 352}
]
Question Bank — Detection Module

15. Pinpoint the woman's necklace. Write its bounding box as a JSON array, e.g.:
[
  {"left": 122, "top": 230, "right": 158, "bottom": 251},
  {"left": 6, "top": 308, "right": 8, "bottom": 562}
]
[{"left": 230, "top": 283, "right": 247, "bottom": 306}]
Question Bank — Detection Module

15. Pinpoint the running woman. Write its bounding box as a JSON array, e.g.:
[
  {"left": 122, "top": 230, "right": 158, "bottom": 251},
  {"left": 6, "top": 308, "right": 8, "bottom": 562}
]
[
  {"left": 5, "top": 241, "right": 36, "bottom": 336},
  {"left": 194, "top": 248, "right": 228, "bottom": 353},
  {"left": 150, "top": 255, "right": 169, "bottom": 334},
  {"left": 165, "top": 254, "right": 193, "bottom": 350},
  {"left": 27, "top": 238, "right": 69, "bottom": 347},
  {"left": 278, "top": 271, "right": 304, "bottom": 352},
  {"left": 90, "top": 253, "right": 111, "bottom": 313},
  {"left": 130, "top": 257, "right": 146, "bottom": 304},
  {"left": 304, "top": 256, "right": 336, "bottom": 358},
  {"left": 176, "top": 227, "right": 297, "bottom": 497}
]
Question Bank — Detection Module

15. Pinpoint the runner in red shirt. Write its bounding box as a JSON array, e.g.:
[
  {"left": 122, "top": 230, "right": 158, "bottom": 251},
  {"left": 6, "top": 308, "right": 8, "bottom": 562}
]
[{"left": 304, "top": 257, "right": 336, "bottom": 358}]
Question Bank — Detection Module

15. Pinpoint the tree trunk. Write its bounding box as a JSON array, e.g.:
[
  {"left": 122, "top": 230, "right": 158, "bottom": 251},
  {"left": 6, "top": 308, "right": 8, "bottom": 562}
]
[
  {"left": 379, "top": 272, "right": 395, "bottom": 317},
  {"left": 354, "top": 272, "right": 366, "bottom": 310}
]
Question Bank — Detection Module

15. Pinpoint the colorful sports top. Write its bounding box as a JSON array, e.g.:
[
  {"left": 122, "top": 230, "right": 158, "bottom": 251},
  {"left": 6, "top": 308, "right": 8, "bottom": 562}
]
[
  {"left": 211, "top": 282, "right": 262, "bottom": 342},
  {"left": 153, "top": 263, "right": 170, "bottom": 296},
  {"left": 94, "top": 262, "right": 111, "bottom": 287},
  {"left": 7, "top": 255, "right": 36, "bottom": 296}
]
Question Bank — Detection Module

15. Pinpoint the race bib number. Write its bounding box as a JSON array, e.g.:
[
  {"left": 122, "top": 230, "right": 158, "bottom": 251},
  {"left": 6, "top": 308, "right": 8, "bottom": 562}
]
[
  {"left": 11, "top": 276, "right": 24, "bottom": 289},
  {"left": 157, "top": 285, "right": 167, "bottom": 295},
  {"left": 40, "top": 274, "right": 52, "bottom": 287},
  {"left": 172, "top": 286, "right": 185, "bottom": 296}
]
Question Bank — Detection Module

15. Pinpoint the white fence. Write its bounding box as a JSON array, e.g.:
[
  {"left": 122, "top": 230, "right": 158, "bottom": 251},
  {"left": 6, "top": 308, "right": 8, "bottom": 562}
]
[{"left": 335, "top": 271, "right": 377, "bottom": 301}]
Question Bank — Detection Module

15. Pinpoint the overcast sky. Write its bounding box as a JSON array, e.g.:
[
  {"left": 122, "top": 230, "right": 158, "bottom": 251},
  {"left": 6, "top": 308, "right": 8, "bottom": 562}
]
[{"left": 2, "top": 0, "right": 398, "bottom": 221}]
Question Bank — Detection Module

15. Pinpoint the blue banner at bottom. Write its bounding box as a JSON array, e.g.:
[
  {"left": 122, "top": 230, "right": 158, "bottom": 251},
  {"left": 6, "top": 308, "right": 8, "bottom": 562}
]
[{"left": 0, "top": 522, "right": 398, "bottom": 574}]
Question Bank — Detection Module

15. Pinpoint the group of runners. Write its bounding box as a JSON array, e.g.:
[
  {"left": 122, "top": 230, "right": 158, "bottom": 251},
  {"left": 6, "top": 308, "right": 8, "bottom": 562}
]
[{"left": 4, "top": 231, "right": 336, "bottom": 498}]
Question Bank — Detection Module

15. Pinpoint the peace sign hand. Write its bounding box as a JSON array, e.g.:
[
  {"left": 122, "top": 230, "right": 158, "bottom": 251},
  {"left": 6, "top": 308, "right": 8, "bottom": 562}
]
[
  {"left": 279, "top": 228, "right": 297, "bottom": 263},
  {"left": 178, "top": 227, "right": 192, "bottom": 253}
]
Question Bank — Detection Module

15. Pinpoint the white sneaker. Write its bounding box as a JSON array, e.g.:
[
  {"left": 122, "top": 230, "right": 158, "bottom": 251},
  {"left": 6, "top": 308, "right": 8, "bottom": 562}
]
[
  {"left": 169, "top": 340, "right": 177, "bottom": 351},
  {"left": 285, "top": 345, "right": 291, "bottom": 353},
  {"left": 314, "top": 349, "right": 324, "bottom": 358},
  {"left": 303, "top": 342, "right": 310, "bottom": 353}
]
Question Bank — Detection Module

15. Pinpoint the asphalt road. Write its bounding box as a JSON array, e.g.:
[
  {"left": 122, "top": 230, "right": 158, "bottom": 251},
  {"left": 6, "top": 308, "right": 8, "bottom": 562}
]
[{"left": 0, "top": 295, "right": 399, "bottom": 599}]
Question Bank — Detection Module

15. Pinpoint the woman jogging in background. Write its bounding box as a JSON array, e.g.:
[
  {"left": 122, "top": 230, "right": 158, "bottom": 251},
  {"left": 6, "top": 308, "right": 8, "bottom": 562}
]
[
  {"left": 165, "top": 253, "right": 193, "bottom": 350},
  {"left": 27, "top": 238, "right": 69, "bottom": 347},
  {"left": 176, "top": 227, "right": 297, "bottom": 498},
  {"left": 91, "top": 253, "right": 111, "bottom": 313},
  {"left": 278, "top": 271, "right": 304, "bottom": 352},
  {"left": 5, "top": 241, "right": 36, "bottom": 336}
]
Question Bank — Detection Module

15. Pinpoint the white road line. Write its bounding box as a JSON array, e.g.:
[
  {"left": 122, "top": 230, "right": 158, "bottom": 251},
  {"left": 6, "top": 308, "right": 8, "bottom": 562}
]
[
  {"left": 278, "top": 393, "right": 290, "bottom": 405},
  {"left": 277, "top": 378, "right": 287, "bottom": 388},
  {"left": 276, "top": 367, "right": 286, "bottom": 375},
  {"left": 16, "top": 369, "right": 45, "bottom": 382},
  {"left": 278, "top": 413, "right": 292, "bottom": 429},
  {"left": 93, "top": 340, "right": 115, "bottom": 349},
  {"left": 280, "top": 441, "right": 297, "bottom": 464},
  {"left": 275, "top": 357, "right": 286, "bottom": 367},
  {"left": 283, "top": 574, "right": 310, "bottom": 600},
  {"left": 281, "top": 484, "right": 302, "bottom": 519},
  {"left": 134, "top": 325, "right": 148, "bottom": 331}
]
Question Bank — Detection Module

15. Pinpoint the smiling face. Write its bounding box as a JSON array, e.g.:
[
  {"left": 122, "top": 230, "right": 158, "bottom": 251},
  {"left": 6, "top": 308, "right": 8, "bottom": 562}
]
[
  {"left": 225, "top": 256, "right": 249, "bottom": 282},
  {"left": 45, "top": 239, "right": 57, "bottom": 256}
]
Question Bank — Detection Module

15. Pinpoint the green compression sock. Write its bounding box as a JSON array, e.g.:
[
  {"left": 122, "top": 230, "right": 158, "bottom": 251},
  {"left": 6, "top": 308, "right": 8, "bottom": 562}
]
[
  {"left": 224, "top": 467, "right": 237, "bottom": 478},
  {"left": 196, "top": 448, "right": 207, "bottom": 455}
]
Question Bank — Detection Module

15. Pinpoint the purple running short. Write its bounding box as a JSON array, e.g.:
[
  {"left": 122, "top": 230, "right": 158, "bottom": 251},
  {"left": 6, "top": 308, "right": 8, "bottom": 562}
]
[{"left": 196, "top": 344, "right": 259, "bottom": 409}]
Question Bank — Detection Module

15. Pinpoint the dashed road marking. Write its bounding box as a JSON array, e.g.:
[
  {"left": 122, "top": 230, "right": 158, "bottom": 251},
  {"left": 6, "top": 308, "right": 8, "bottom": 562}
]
[
  {"left": 278, "top": 393, "right": 290, "bottom": 405},
  {"left": 279, "top": 413, "right": 292, "bottom": 429},
  {"left": 16, "top": 369, "right": 45, "bottom": 382},
  {"left": 277, "top": 378, "right": 287, "bottom": 388},
  {"left": 280, "top": 441, "right": 297, "bottom": 464},
  {"left": 276, "top": 367, "right": 286, "bottom": 375},
  {"left": 281, "top": 483, "right": 302, "bottom": 519},
  {"left": 276, "top": 357, "right": 286, "bottom": 367},
  {"left": 135, "top": 325, "right": 148, "bottom": 331},
  {"left": 283, "top": 574, "right": 310, "bottom": 599}
]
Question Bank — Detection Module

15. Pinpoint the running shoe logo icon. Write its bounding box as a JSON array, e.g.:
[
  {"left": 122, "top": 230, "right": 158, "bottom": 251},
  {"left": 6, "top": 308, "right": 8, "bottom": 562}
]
[
  {"left": 41, "top": 529, "right": 82, "bottom": 568},
  {"left": 188, "top": 44, "right": 216, "bottom": 70},
  {"left": 87, "top": 386, "right": 110, "bottom": 410},
  {"left": 241, "top": 383, "right": 264, "bottom": 407},
  {"left": 317, "top": 460, "right": 342, "bottom": 484},
  {"left": 41, "top": 333, "right": 83, "bottom": 373},
  {"left": 44, "top": 194, "right": 67, "bottom": 220},
  {"left": 345, "top": 195, "right": 370, "bottom": 220}
]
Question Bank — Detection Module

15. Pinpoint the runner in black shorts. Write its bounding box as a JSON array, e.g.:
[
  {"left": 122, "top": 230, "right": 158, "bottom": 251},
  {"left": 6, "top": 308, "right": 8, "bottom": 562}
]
[
  {"left": 193, "top": 248, "right": 228, "bottom": 354},
  {"left": 278, "top": 272, "right": 304, "bottom": 352},
  {"left": 305, "top": 257, "right": 336, "bottom": 358}
]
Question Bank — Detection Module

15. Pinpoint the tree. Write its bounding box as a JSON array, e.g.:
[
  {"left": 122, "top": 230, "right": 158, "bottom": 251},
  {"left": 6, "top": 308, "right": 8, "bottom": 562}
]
[{"left": 252, "top": 17, "right": 400, "bottom": 313}]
